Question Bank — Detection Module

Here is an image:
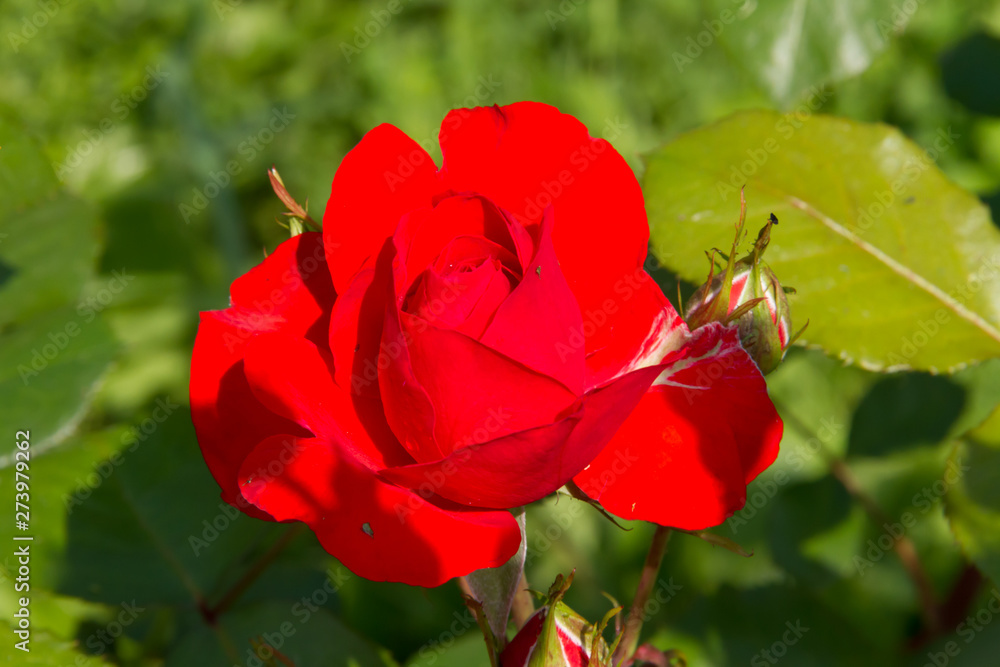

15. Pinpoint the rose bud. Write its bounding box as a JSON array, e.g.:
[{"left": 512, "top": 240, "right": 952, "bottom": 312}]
[
  {"left": 500, "top": 574, "right": 612, "bottom": 667},
  {"left": 501, "top": 606, "right": 608, "bottom": 667},
  {"left": 684, "top": 198, "right": 802, "bottom": 375}
]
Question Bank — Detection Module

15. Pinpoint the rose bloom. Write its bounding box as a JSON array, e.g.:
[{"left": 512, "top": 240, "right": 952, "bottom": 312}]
[{"left": 190, "top": 102, "right": 782, "bottom": 587}]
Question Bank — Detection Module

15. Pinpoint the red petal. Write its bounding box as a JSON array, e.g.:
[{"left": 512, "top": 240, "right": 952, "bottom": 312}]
[
  {"left": 582, "top": 269, "right": 687, "bottom": 390},
  {"left": 381, "top": 308, "right": 579, "bottom": 463},
  {"left": 242, "top": 332, "right": 411, "bottom": 470},
  {"left": 379, "top": 362, "right": 665, "bottom": 508},
  {"left": 323, "top": 124, "right": 440, "bottom": 293},
  {"left": 438, "top": 102, "right": 649, "bottom": 362},
  {"left": 479, "top": 209, "right": 585, "bottom": 393},
  {"left": 327, "top": 266, "right": 383, "bottom": 397},
  {"left": 238, "top": 435, "right": 521, "bottom": 587},
  {"left": 393, "top": 195, "right": 518, "bottom": 298},
  {"left": 573, "top": 323, "right": 783, "bottom": 529},
  {"left": 407, "top": 257, "right": 512, "bottom": 336},
  {"left": 190, "top": 233, "right": 333, "bottom": 516}
]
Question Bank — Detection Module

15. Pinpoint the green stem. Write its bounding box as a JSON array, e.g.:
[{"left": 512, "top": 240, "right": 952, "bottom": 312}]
[
  {"left": 203, "top": 524, "right": 306, "bottom": 623},
  {"left": 614, "top": 525, "right": 672, "bottom": 665},
  {"left": 510, "top": 570, "right": 535, "bottom": 630}
]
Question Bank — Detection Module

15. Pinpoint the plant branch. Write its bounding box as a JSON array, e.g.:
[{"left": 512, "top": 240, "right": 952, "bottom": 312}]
[
  {"left": 614, "top": 525, "right": 672, "bottom": 665},
  {"left": 202, "top": 524, "right": 307, "bottom": 624}
]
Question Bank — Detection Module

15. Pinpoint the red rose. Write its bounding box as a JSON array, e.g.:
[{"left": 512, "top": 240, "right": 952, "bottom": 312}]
[{"left": 190, "top": 102, "right": 781, "bottom": 587}]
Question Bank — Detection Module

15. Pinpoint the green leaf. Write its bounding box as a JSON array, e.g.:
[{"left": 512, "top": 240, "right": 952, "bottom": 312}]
[
  {"left": 644, "top": 110, "right": 1000, "bottom": 373},
  {"left": 706, "top": 0, "right": 896, "bottom": 108},
  {"left": 0, "top": 117, "right": 116, "bottom": 451},
  {"left": 946, "top": 407, "right": 1000, "bottom": 585},
  {"left": 0, "top": 307, "right": 117, "bottom": 455},
  {"left": 57, "top": 410, "right": 301, "bottom": 607},
  {"left": 403, "top": 633, "right": 492, "bottom": 667},
  {"left": 166, "top": 602, "right": 397, "bottom": 667},
  {"left": 0, "top": 628, "right": 111, "bottom": 665}
]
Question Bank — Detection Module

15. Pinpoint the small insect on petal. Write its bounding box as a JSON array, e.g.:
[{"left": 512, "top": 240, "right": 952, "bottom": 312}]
[{"left": 362, "top": 522, "right": 374, "bottom": 538}]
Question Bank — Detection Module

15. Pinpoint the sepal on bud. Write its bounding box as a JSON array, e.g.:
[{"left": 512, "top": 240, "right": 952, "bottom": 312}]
[
  {"left": 683, "top": 189, "right": 804, "bottom": 374},
  {"left": 268, "top": 166, "right": 321, "bottom": 237},
  {"left": 500, "top": 572, "right": 617, "bottom": 667}
]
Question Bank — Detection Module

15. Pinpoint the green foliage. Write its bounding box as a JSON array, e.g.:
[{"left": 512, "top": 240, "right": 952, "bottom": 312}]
[
  {"left": 2, "top": 0, "right": 1000, "bottom": 665},
  {"left": 644, "top": 110, "right": 1000, "bottom": 373}
]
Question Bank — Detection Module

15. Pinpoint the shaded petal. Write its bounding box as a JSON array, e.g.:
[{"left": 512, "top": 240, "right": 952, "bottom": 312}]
[
  {"left": 573, "top": 323, "right": 783, "bottom": 529},
  {"left": 381, "top": 309, "right": 579, "bottom": 461},
  {"left": 380, "top": 362, "right": 665, "bottom": 508},
  {"left": 189, "top": 233, "right": 333, "bottom": 516},
  {"left": 323, "top": 124, "right": 440, "bottom": 293},
  {"left": 238, "top": 435, "right": 522, "bottom": 587},
  {"left": 243, "top": 332, "right": 412, "bottom": 470},
  {"left": 479, "top": 208, "right": 585, "bottom": 393}
]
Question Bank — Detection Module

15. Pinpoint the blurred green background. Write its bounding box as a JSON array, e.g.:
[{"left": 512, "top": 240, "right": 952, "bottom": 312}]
[{"left": 4, "top": 0, "right": 1000, "bottom": 665}]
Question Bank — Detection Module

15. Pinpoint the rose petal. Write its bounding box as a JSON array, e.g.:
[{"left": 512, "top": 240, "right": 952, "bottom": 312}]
[
  {"left": 243, "top": 332, "right": 412, "bottom": 470},
  {"left": 323, "top": 124, "right": 440, "bottom": 293},
  {"left": 238, "top": 435, "right": 521, "bottom": 587},
  {"left": 438, "top": 102, "right": 649, "bottom": 362},
  {"left": 584, "top": 269, "right": 687, "bottom": 389},
  {"left": 573, "top": 323, "right": 783, "bottom": 529},
  {"left": 381, "top": 309, "right": 579, "bottom": 462},
  {"left": 407, "top": 257, "right": 512, "bottom": 336},
  {"left": 379, "top": 362, "right": 665, "bottom": 508},
  {"left": 478, "top": 208, "right": 585, "bottom": 393},
  {"left": 190, "top": 233, "right": 333, "bottom": 515},
  {"left": 393, "top": 195, "right": 518, "bottom": 298}
]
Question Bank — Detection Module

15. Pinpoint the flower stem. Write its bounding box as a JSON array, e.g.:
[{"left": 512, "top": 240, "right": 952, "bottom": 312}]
[
  {"left": 202, "top": 524, "right": 306, "bottom": 624},
  {"left": 615, "top": 524, "right": 672, "bottom": 664},
  {"left": 510, "top": 570, "right": 534, "bottom": 630}
]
